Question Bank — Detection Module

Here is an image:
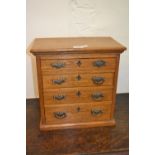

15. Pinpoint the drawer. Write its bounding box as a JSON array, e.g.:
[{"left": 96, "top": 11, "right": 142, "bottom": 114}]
[
  {"left": 45, "top": 102, "right": 112, "bottom": 124},
  {"left": 42, "top": 73, "right": 114, "bottom": 89},
  {"left": 41, "top": 58, "right": 116, "bottom": 74},
  {"left": 44, "top": 87, "right": 113, "bottom": 105}
]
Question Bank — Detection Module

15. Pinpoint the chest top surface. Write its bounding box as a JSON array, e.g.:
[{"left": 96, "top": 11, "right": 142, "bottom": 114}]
[{"left": 30, "top": 37, "right": 126, "bottom": 55}]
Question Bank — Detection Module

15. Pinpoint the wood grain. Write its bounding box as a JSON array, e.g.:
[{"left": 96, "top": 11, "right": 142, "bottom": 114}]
[
  {"left": 30, "top": 37, "right": 126, "bottom": 130},
  {"left": 41, "top": 57, "right": 116, "bottom": 74},
  {"left": 36, "top": 56, "right": 45, "bottom": 123},
  {"left": 44, "top": 102, "right": 112, "bottom": 125},
  {"left": 40, "top": 53, "right": 120, "bottom": 59},
  {"left": 43, "top": 87, "right": 113, "bottom": 105},
  {"left": 40, "top": 119, "right": 116, "bottom": 131},
  {"left": 26, "top": 94, "right": 129, "bottom": 155},
  {"left": 111, "top": 55, "right": 120, "bottom": 119},
  {"left": 30, "top": 37, "right": 126, "bottom": 54},
  {"left": 42, "top": 73, "right": 114, "bottom": 89}
]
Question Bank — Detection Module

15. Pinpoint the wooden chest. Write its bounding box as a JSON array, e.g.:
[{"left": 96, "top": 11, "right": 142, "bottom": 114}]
[{"left": 30, "top": 37, "right": 126, "bottom": 131}]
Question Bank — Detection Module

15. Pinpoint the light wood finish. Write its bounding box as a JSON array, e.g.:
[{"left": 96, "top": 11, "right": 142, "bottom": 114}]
[
  {"left": 44, "top": 87, "right": 113, "bottom": 105},
  {"left": 41, "top": 57, "right": 116, "bottom": 74},
  {"left": 111, "top": 55, "right": 120, "bottom": 119},
  {"left": 40, "top": 119, "right": 116, "bottom": 131},
  {"left": 30, "top": 37, "right": 126, "bottom": 130},
  {"left": 36, "top": 56, "right": 45, "bottom": 123},
  {"left": 40, "top": 53, "right": 120, "bottom": 59},
  {"left": 42, "top": 73, "right": 114, "bottom": 89},
  {"left": 31, "top": 37, "right": 126, "bottom": 54},
  {"left": 45, "top": 102, "right": 112, "bottom": 124}
]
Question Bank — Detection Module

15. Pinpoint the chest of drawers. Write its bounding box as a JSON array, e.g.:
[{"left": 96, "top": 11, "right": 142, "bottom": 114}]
[{"left": 30, "top": 37, "right": 126, "bottom": 131}]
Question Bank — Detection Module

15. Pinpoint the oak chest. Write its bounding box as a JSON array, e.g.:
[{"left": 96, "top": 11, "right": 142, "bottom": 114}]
[{"left": 30, "top": 37, "right": 126, "bottom": 131}]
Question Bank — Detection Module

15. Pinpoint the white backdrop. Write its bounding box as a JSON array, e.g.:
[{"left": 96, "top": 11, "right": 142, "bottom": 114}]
[{"left": 26, "top": 0, "right": 129, "bottom": 98}]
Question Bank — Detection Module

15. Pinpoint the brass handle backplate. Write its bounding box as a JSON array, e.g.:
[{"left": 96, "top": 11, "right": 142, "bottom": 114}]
[
  {"left": 91, "top": 92, "right": 104, "bottom": 101},
  {"left": 93, "top": 60, "right": 106, "bottom": 67},
  {"left": 51, "top": 62, "right": 65, "bottom": 69},
  {"left": 53, "top": 95, "right": 65, "bottom": 100},
  {"left": 53, "top": 79, "right": 65, "bottom": 85},
  {"left": 54, "top": 112, "right": 67, "bottom": 119},
  {"left": 91, "top": 109, "right": 103, "bottom": 116},
  {"left": 92, "top": 77, "right": 105, "bottom": 84}
]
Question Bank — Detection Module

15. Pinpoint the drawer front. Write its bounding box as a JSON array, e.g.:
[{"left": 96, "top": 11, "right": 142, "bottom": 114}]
[
  {"left": 42, "top": 73, "right": 114, "bottom": 89},
  {"left": 44, "top": 87, "right": 113, "bottom": 105},
  {"left": 45, "top": 102, "right": 112, "bottom": 124},
  {"left": 41, "top": 58, "right": 116, "bottom": 74}
]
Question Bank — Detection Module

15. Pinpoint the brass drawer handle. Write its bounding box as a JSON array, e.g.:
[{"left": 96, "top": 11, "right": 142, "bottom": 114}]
[
  {"left": 91, "top": 109, "right": 103, "bottom": 116},
  {"left": 51, "top": 62, "right": 65, "bottom": 69},
  {"left": 54, "top": 112, "right": 67, "bottom": 119},
  {"left": 93, "top": 60, "right": 106, "bottom": 67},
  {"left": 92, "top": 77, "right": 105, "bottom": 84},
  {"left": 91, "top": 92, "right": 104, "bottom": 101},
  {"left": 53, "top": 79, "right": 65, "bottom": 85},
  {"left": 53, "top": 95, "right": 65, "bottom": 100}
]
